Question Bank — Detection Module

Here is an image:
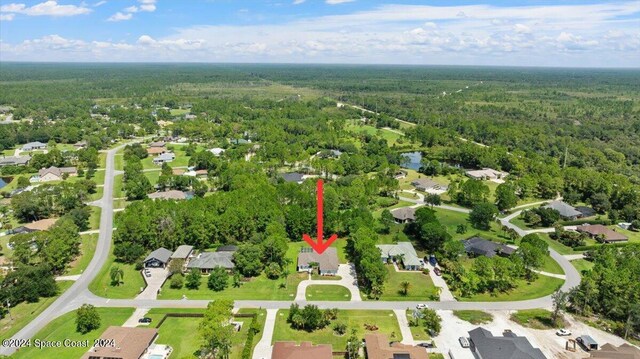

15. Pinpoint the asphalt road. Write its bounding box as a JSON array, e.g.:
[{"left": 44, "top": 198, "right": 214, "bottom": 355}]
[{"left": 0, "top": 141, "right": 582, "bottom": 356}]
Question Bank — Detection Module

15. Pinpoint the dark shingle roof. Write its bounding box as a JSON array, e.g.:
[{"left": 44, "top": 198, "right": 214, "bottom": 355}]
[
  {"left": 144, "top": 247, "right": 173, "bottom": 264},
  {"left": 187, "top": 252, "right": 235, "bottom": 270},
  {"left": 468, "top": 327, "right": 547, "bottom": 359},
  {"left": 463, "top": 237, "right": 515, "bottom": 257},
  {"left": 282, "top": 173, "right": 304, "bottom": 183}
]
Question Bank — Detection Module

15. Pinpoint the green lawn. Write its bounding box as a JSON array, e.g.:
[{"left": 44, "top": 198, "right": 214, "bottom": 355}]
[
  {"left": 67, "top": 234, "right": 98, "bottom": 275},
  {"left": 540, "top": 234, "right": 578, "bottom": 255},
  {"left": 305, "top": 285, "right": 351, "bottom": 301},
  {"left": 143, "top": 170, "right": 161, "bottom": 185},
  {"left": 113, "top": 174, "right": 124, "bottom": 198},
  {"left": 374, "top": 266, "right": 438, "bottom": 301},
  {"left": 345, "top": 122, "right": 404, "bottom": 146},
  {"left": 170, "top": 108, "right": 190, "bottom": 116},
  {"left": 12, "top": 307, "right": 135, "bottom": 359},
  {"left": 457, "top": 275, "right": 564, "bottom": 302},
  {"left": 114, "top": 153, "right": 124, "bottom": 171},
  {"left": 310, "top": 274, "right": 342, "bottom": 280},
  {"left": 91, "top": 168, "right": 106, "bottom": 185},
  {"left": 571, "top": 259, "right": 594, "bottom": 274},
  {"left": 89, "top": 207, "right": 101, "bottom": 230},
  {"left": 273, "top": 310, "right": 401, "bottom": 348},
  {"left": 88, "top": 253, "right": 145, "bottom": 298},
  {"left": 510, "top": 309, "right": 563, "bottom": 329},
  {"left": 452, "top": 310, "right": 494, "bottom": 324},
  {"left": 405, "top": 311, "right": 431, "bottom": 341},
  {"left": 144, "top": 308, "right": 267, "bottom": 359},
  {"left": 0, "top": 281, "right": 74, "bottom": 341},
  {"left": 433, "top": 207, "right": 508, "bottom": 243},
  {"left": 141, "top": 154, "right": 191, "bottom": 170},
  {"left": 539, "top": 255, "right": 564, "bottom": 275}
]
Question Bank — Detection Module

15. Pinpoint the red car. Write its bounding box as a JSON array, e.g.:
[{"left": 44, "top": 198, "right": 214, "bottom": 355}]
[{"left": 433, "top": 267, "right": 442, "bottom": 276}]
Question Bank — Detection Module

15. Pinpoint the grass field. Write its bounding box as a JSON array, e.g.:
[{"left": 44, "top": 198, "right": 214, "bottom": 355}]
[
  {"left": 571, "top": 259, "right": 594, "bottom": 274},
  {"left": 374, "top": 266, "right": 438, "bottom": 301},
  {"left": 0, "top": 281, "right": 74, "bottom": 341},
  {"left": 272, "top": 310, "right": 400, "bottom": 348},
  {"left": 305, "top": 285, "right": 351, "bottom": 301},
  {"left": 114, "top": 153, "right": 124, "bottom": 171},
  {"left": 345, "top": 122, "right": 404, "bottom": 146},
  {"left": 433, "top": 207, "right": 509, "bottom": 243},
  {"left": 88, "top": 253, "right": 145, "bottom": 298},
  {"left": 540, "top": 234, "right": 578, "bottom": 255},
  {"left": 113, "top": 174, "right": 124, "bottom": 198},
  {"left": 540, "top": 255, "right": 565, "bottom": 275},
  {"left": 143, "top": 170, "right": 161, "bottom": 185},
  {"left": 452, "top": 310, "right": 493, "bottom": 324},
  {"left": 89, "top": 207, "right": 101, "bottom": 230},
  {"left": 67, "top": 234, "right": 98, "bottom": 275},
  {"left": 457, "top": 275, "right": 564, "bottom": 302},
  {"left": 510, "top": 309, "right": 564, "bottom": 329},
  {"left": 12, "top": 307, "right": 134, "bottom": 359},
  {"left": 405, "top": 311, "right": 431, "bottom": 341}
]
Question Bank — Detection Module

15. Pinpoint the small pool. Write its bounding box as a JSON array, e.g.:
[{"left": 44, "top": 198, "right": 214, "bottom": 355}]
[{"left": 148, "top": 355, "right": 164, "bottom": 359}]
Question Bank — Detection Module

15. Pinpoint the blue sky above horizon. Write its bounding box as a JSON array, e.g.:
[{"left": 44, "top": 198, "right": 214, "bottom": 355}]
[{"left": 0, "top": 1, "right": 638, "bottom": 67}]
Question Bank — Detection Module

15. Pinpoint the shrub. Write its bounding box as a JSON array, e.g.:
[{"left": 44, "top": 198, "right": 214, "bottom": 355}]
[{"left": 170, "top": 274, "right": 184, "bottom": 289}]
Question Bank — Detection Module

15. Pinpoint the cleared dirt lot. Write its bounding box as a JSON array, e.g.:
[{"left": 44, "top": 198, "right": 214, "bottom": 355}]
[{"left": 432, "top": 310, "right": 633, "bottom": 359}]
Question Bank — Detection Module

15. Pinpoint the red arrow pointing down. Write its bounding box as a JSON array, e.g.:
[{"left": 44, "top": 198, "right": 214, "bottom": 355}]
[{"left": 302, "top": 179, "right": 338, "bottom": 254}]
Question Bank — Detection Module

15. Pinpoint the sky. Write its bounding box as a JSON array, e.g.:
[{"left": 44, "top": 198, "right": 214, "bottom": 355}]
[{"left": 0, "top": 0, "right": 638, "bottom": 67}]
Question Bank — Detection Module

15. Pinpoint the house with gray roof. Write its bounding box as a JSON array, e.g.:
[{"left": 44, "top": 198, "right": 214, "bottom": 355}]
[
  {"left": 544, "top": 200, "right": 582, "bottom": 220},
  {"left": 187, "top": 251, "right": 235, "bottom": 274},
  {"left": 170, "top": 245, "right": 194, "bottom": 260},
  {"left": 0, "top": 155, "right": 31, "bottom": 167},
  {"left": 376, "top": 242, "right": 422, "bottom": 270},
  {"left": 297, "top": 247, "right": 339, "bottom": 275},
  {"left": 22, "top": 141, "right": 46, "bottom": 151},
  {"left": 468, "top": 327, "right": 547, "bottom": 359},
  {"left": 462, "top": 237, "right": 515, "bottom": 258},
  {"left": 144, "top": 248, "right": 173, "bottom": 268},
  {"left": 152, "top": 152, "right": 175, "bottom": 165},
  {"left": 410, "top": 178, "right": 439, "bottom": 192},
  {"left": 390, "top": 207, "right": 416, "bottom": 224},
  {"left": 282, "top": 172, "right": 305, "bottom": 184}
]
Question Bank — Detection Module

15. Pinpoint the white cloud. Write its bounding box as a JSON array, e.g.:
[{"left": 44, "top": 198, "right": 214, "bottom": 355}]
[
  {"left": 0, "top": 1, "right": 91, "bottom": 17},
  {"left": 107, "top": 12, "right": 132, "bottom": 21},
  {"left": 513, "top": 23, "right": 531, "bottom": 34},
  {"left": 0, "top": 13, "right": 15, "bottom": 21},
  {"left": 94, "top": 1, "right": 107, "bottom": 7},
  {"left": 138, "top": 0, "right": 156, "bottom": 12},
  {"left": 124, "top": 6, "right": 138, "bottom": 13},
  {"left": 326, "top": 0, "right": 354, "bottom": 4},
  {"left": 293, "top": 0, "right": 306, "bottom": 5}
]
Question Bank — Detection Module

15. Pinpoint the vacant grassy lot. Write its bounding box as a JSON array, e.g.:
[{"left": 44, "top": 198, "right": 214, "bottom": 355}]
[
  {"left": 0, "top": 281, "right": 73, "bottom": 341},
  {"left": 373, "top": 266, "right": 438, "bottom": 301},
  {"left": 457, "top": 275, "right": 564, "bottom": 302},
  {"left": 306, "top": 285, "right": 351, "bottom": 301},
  {"left": 89, "top": 207, "right": 102, "bottom": 230},
  {"left": 88, "top": 253, "right": 145, "bottom": 298},
  {"left": 453, "top": 310, "right": 494, "bottom": 324},
  {"left": 12, "top": 307, "right": 134, "bottom": 359},
  {"left": 67, "top": 234, "right": 98, "bottom": 275},
  {"left": 540, "top": 255, "right": 564, "bottom": 275},
  {"left": 405, "top": 311, "right": 431, "bottom": 341},
  {"left": 433, "top": 207, "right": 508, "bottom": 243},
  {"left": 273, "top": 310, "right": 400, "bottom": 348},
  {"left": 345, "top": 121, "right": 404, "bottom": 146},
  {"left": 571, "top": 259, "right": 594, "bottom": 274},
  {"left": 540, "top": 234, "right": 577, "bottom": 255},
  {"left": 510, "top": 309, "right": 564, "bottom": 329}
]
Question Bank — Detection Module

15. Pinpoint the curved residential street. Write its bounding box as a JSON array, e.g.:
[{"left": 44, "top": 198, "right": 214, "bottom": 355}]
[{"left": 0, "top": 142, "right": 581, "bottom": 356}]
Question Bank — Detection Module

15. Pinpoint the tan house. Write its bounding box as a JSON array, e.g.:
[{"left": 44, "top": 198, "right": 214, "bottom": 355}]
[
  {"left": 297, "top": 247, "right": 339, "bottom": 275},
  {"left": 466, "top": 168, "right": 509, "bottom": 181},
  {"left": 10, "top": 217, "right": 59, "bottom": 234},
  {"left": 37, "top": 166, "right": 77, "bottom": 182},
  {"left": 365, "top": 334, "right": 429, "bottom": 359},
  {"left": 576, "top": 224, "right": 628, "bottom": 243},
  {"left": 272, "top": 342, "right": 332, "bottom": 359},
  {"left": 585, "top": 343, "right": 640, "bottom": 359},
  {"left": 81, "top": 326, "right": 158, "bottom": 359},
  {"left": 147, "top": 146, "right": 167, "bottom": 155},
  {"left": 148, "top": 190, "right": 188, "bottom": 201}
]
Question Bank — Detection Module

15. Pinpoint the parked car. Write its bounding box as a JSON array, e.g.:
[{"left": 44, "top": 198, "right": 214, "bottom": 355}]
[
  {"left": 144, "top": 270, "right": 151, "bottom": 278},
  {"left": 417, "top": 342, "right": 435, "bottom": 348},
  {"left": 138, "top": 317, "right": 152, "bottom": 323},
  {"left": 556, "top": 329, "right": 571, "bottom": 336},
  {"left": 433, "top": 267, "right": 442, "bottom": 276},
  {"left": 458, "top": 337, "right": 470, "bottom": 348},
  {"left": 416, "top": 304, "right": 429, "bottom": 309},
  {"left": 429, "top": 255, "right": 437, "bottom": 266}
]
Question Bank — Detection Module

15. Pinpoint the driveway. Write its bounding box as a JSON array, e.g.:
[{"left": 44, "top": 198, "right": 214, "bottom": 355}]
[
  {"left": 295, "top": 263, "right": 362, "bottom": 301},
  {"left": 432, "top": 310, "right": 475, "bottom": 359},
  {"left": 137, "top": 267, "right": 169, "bottom": 300},
  {"left": 252, "top": 309, "right": 278, "bottom": 359},
  {"left": 122, "top": 308, "right": 150, "bottom": 327},
  {"left": 426, "top": 265, "right": 456, "bottom": 301},
  {"left": 393, "top": 309, "right": 415, "bottom": 345}
]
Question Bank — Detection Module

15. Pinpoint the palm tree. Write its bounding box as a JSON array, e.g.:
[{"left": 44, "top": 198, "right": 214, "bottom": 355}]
[
  {"left": 400, "top": 281, "right": 411, "bottom": 296},
  {"left": 109, "top": 266, "right": 124, "bottom": 286}
]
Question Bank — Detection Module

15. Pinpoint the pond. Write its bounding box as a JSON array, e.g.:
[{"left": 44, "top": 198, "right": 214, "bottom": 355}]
[
  {"left": 0, "top": 177, "right": 7, "bottom": 190},
  {"left": 401, "top": 151, "right": 422, "bottom": 170}
]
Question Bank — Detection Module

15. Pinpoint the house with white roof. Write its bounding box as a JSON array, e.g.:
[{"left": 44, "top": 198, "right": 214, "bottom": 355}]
[{"left": 376, "top": 242, "right": 422, "bottom": 271}]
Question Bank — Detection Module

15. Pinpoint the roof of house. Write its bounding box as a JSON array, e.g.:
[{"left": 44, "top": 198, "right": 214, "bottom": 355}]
[
  {"left": 187, "top": 252, "right": 235, "bottom": 270},
  {"left": 466, "top": 168, "right": 509, "bottom": 179},
  {"left": 297, "top": 247, "right": 339, "bottom": 272},
  {"left": 144, "top": 247, "right": 173, "bottom": 264},
  {"left": 22, "top": 141, "right": 46, "bottom": 149},
  {"left": 411, "top": 178, "right": 438, "bottom": 189},
  {"left": 22, "top": 217, "right": 59, "bottom": 231},
  {"left": 170, "top": 245, "right": 194, "bottom": 259},
  {"left": 365, "top": 334, "right": 429, "bottom": 359},
  {"left": 38, "top": 166, "right": 77, "bottom": 178},
  {"left": 148, "top": 190, "right": 187, "bottom": 200},
  {"left": 463, "top": 237, "right": 515, "bottom": 257},
  {"left": 153, "top": 152, "right": 175, "bottom": 162},
  {"left": 376, "top": 242, "right": 422, "bottom": 267},
  {"left": 81, "top": 326, "right": 158, "bottom": 359},
  {"left": 282, "top": 172, "right": 305, "bottom": 183},
  {"left": 74, "top": 140, "right": 88, "bottom": 147},
  {"left": 575, "top": 206, "right": 596, "bottom": 217},
  {"left": 576, "top": 224, "right": 628, "bottom": 242},
  {"left": 390, "top": 207, "right": 416, "bottom": 221},
  {"left": 217, "top": 245, "right": 239, "bottom": 252},
  {"left": 173, "top": 168, "right": 186, "bottom": 175},
  {"left": 544, "top": 200, "right": 582, "bottom": 218},
  {"left": 147, "top": 146, "right": 166, "bottom": 155},
  {"left": 468, "top": 327, "right": 547, "bottom": 359},
  {"left": 0, "top": 155, "right": 31, "bottom": 166},
  {"left": 209, "top": 148, "right": 226, "bottom": 156},
  {"left": 272, "top": 342, "right": 333, "bottom": 359},
  {"left": 149, "top": 141, "right": 166, "bottom": 147},
  {"left": 587, "top": 343, "right": 640, "bottom": 359}
]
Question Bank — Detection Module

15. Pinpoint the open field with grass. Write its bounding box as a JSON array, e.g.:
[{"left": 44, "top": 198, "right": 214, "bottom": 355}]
[
  {"left": 67, "top": 234, "right": 98, "bottom": 276},
  {"left": 571, "top": 259, "right": 594, "bottom": 274},
  {"left": 345, "top": 121, "right": 405, "bottom": 146},
  {"left": 88, "top": 252, "right": 145, "bottom": 298},
  {"left": 540, "top": 255, "right": 564, "bottom": 275},
  {"left": 510, "top": 309, "right": 564, "bottom": 329},
  {"left": 305, "top": 285, "right": 351, "bottom": 301},
  {"left": 12, "top": 307, "right": 134, "bottom": 359},
  {"left": 273, "top": 310, "right": 400, "bottom": 348},
  {"left": 405, "top": 311, "right": 431, "bottom": 341},
  {"left": 457, "top": 275, "right": 564, "bottom": 302},
  {"left": 540, "top": 234, "right": 578, "bottom": 255},
  {"left": 0, "top": 281, "right": 74, "bottom": 341},
  {"left": 453, "top": 310, "right": 493, "bottom": 324},
  {"left": 89, "top": 207, "right": 101, "bottom": 230},
  {"left": 433, "top": 207, "right": 509, "bottom": 243},
  {"left": 113, "top": 174, "right": 124, "bottom": 198},
  {"left": 372, "top": 266, "right": 438, "bottom": 301}
]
